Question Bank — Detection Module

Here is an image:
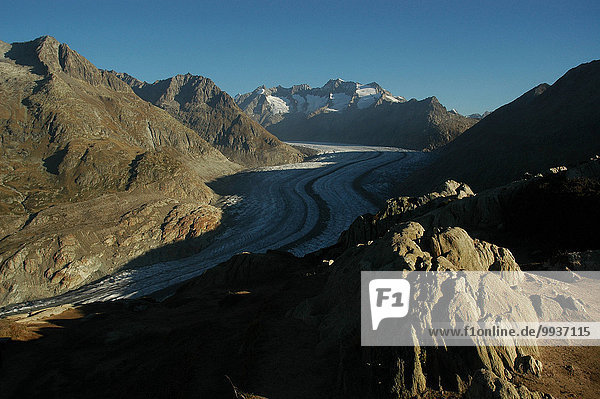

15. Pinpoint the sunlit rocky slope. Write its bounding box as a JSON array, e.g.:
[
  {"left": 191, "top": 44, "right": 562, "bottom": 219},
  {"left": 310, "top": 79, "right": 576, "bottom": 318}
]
[
  {"left": 0, "top": 36, "right": 245, "bottom": 305},
  {"left": 115, "top": 72, "right": 304, "bottom": 167}
]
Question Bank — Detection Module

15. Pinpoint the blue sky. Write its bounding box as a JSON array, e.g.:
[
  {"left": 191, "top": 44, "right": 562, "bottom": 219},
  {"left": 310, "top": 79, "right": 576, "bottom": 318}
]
[{"left": 2, "top": 0, "right": 599, "bottom": 115}]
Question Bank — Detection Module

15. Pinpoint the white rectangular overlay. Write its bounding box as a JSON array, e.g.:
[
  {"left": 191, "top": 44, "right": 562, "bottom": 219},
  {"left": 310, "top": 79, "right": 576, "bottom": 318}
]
[{"left": 361, "top": 271, "right": 600, "bottom": 346}]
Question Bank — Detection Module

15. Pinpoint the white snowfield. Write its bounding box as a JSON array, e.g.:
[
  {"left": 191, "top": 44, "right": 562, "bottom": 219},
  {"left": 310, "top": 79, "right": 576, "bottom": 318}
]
[
  {"left": 0, "top": 143, "right": 428, "bottom": 316},
  {"left": 266, "top": 95, "right": 290, "bottom": 114},
  {"left": 356, "top": 84, "right": 380, "bottom": 109},
  {"left": 356, "top": 85, "right": 378, "bottom": 97},
  {"left": 383, "top": 93, "right": 403, "bottom": 103}
]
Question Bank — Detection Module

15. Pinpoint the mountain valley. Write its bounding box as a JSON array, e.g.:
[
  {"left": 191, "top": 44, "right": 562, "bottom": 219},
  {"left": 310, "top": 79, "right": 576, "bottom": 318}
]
[{"left": 0, "top": 33, "right": 598, "bottom": 399}]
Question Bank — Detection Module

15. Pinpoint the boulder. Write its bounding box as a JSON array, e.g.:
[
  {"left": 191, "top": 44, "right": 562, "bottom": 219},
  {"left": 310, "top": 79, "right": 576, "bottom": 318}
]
[{"left": 515, "top": 355, "right": 543, "bottom": 377}]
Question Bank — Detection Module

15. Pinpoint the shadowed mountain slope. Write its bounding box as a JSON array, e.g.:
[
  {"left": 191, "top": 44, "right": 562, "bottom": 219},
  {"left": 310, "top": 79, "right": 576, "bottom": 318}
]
[{"left": 398, "top": 60, "right": 600, "bottom": 194}]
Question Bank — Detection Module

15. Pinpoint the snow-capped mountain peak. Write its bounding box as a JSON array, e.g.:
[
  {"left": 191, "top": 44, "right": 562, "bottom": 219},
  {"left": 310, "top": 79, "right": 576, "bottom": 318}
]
[{"left": 235, "top": 79, "right": 406, "bottom": 124}]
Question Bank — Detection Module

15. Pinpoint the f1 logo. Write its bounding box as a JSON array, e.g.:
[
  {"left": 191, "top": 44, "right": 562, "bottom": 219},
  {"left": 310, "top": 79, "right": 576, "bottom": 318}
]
[{"left": 369, "top": 279, "right": 411, "bottom": 330}]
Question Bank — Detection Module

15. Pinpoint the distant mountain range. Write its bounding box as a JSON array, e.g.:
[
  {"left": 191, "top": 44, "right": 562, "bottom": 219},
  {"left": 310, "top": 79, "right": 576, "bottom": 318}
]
[
  {"left": 399, "top": 59, "right": 600, "bottom": 194},
  {"left": 236, "top": 79, "right": 478, "bottom": 150},
  {"left": 235, "top": 79, "right": 406, "bottom": 123}
]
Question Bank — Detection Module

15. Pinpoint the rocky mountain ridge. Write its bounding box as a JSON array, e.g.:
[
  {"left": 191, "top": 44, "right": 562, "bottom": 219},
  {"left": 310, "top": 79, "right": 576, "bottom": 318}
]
[
  {"left": 236, "top": 79, "right": 477, "bottom": 150},
  {"left": 114, "top": 72, "right": 303, "bottom": 167},
  {"left": 467, "top": 111, "right": 491, "bottom": 119},
  {"left": 0, "top": 36, "right": 236, "bottom": 211}
]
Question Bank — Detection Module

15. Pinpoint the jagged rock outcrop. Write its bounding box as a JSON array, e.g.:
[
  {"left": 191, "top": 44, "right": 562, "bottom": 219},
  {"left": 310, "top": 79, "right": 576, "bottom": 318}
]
[
  {"left": 341, "top": 161, "right": 600, "bottom": 265},
  {"left": 293, "top": 222, "right": 532, "bottom": 398},
  {"left": 515, "top": 355, "right": 543, "bottom": 377},
  {"left": 297, "top": 170, "right": 599, "bottom": 397},
  {"left": 0, "top": 36, "right": 240, "bottom": 306},
  {"left": 339, "top": 179, "right": 474, "bottom": 248},
  {"left": 399, "top": 59, "right": 600, "bottom": 194},
  {"left": 236, "top": 80, "right": 477, "bottom": 151},
  {"left": 115, "top": 72, "right": 304, "bottom": 167}
]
